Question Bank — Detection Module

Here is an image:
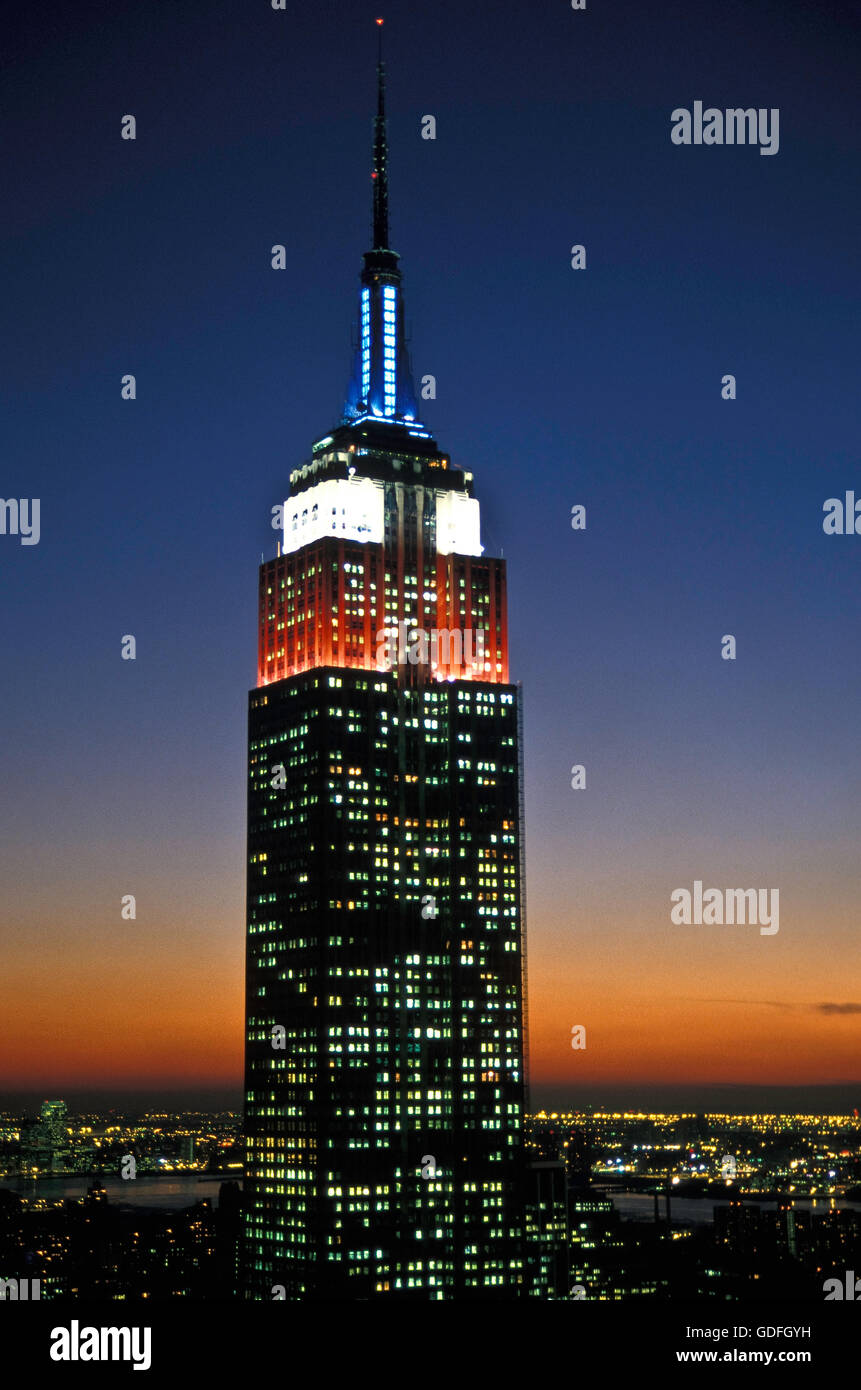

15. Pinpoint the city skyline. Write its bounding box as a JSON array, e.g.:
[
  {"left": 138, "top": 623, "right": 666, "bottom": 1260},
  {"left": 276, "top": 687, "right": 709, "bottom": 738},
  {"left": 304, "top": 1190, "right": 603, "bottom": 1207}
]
[
  {"left": 2, "top": 0, "right": 859, "bottom": 1116},
  {"left": 4, "top": 1101, "right": 857, "bottom": 1306}
]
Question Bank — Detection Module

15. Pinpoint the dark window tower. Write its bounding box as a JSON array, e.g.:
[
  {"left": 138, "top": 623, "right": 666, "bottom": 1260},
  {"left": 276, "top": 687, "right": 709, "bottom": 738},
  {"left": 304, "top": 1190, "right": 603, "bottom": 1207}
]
[{"left": 243, "top": 29, "right": 529, "bottom": 1300}]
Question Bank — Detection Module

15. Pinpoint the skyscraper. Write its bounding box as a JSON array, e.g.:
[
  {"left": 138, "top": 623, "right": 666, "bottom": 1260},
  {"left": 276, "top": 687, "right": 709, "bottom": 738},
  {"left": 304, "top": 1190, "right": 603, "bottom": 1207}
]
[{"left": 242, "top": 32, "right": 529, "bottom": 1300}]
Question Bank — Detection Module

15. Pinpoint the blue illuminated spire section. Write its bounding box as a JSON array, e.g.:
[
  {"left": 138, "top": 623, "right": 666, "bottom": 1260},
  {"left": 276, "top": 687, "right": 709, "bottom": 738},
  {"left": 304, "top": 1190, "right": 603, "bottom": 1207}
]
[{"left": 343, "top": 21, "right": 425, "bottom": 435}]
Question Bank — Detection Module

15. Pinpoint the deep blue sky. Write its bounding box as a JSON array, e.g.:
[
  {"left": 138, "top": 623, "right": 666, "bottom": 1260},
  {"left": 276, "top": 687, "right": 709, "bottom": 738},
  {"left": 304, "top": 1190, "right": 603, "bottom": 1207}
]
[{"left": 1, "top": 0, "right": 859, "bottom": 1109}]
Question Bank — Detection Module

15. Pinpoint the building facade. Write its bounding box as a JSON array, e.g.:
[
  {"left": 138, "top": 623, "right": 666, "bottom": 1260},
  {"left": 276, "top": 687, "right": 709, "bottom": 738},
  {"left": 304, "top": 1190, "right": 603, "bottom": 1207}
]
[{"left": 243, "top": 43, "right": 529, "bottom": 1300}]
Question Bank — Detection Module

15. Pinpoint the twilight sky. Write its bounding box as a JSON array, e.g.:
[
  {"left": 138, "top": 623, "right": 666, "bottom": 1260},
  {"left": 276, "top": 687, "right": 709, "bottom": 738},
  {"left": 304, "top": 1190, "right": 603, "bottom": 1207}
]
[{"left": 1, "top": 0, "right": 859, "bottom": 1112}]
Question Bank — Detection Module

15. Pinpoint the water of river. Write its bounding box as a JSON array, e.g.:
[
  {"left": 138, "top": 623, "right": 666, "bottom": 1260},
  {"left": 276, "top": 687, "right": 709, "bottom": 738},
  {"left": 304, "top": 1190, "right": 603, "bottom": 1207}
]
[
  {"left": 1, "top": 1174, "right": 240, "bottom": 1210},
  {"left": 604, "top": 1191, "right": 861, "bottom": 1226},
  {"left": 5, "top": 1175, "right": 858, "bottom": 1223}
]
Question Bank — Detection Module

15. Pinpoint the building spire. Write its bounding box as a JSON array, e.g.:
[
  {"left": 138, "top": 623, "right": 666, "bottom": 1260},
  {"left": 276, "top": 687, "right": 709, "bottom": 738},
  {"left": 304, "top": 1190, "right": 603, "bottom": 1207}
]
[
  {"left": 372, "top": 19, "right": 389, "bottom": 250},
  {"left": 341, "top": 20, "right": 425, "bottom": 432}
]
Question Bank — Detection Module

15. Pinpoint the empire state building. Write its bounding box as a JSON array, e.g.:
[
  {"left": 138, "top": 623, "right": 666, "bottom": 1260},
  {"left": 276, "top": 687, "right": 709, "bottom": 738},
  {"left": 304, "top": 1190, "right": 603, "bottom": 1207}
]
[{"left": 243, "top": 33, "right": 530, "bottom": 1300}]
